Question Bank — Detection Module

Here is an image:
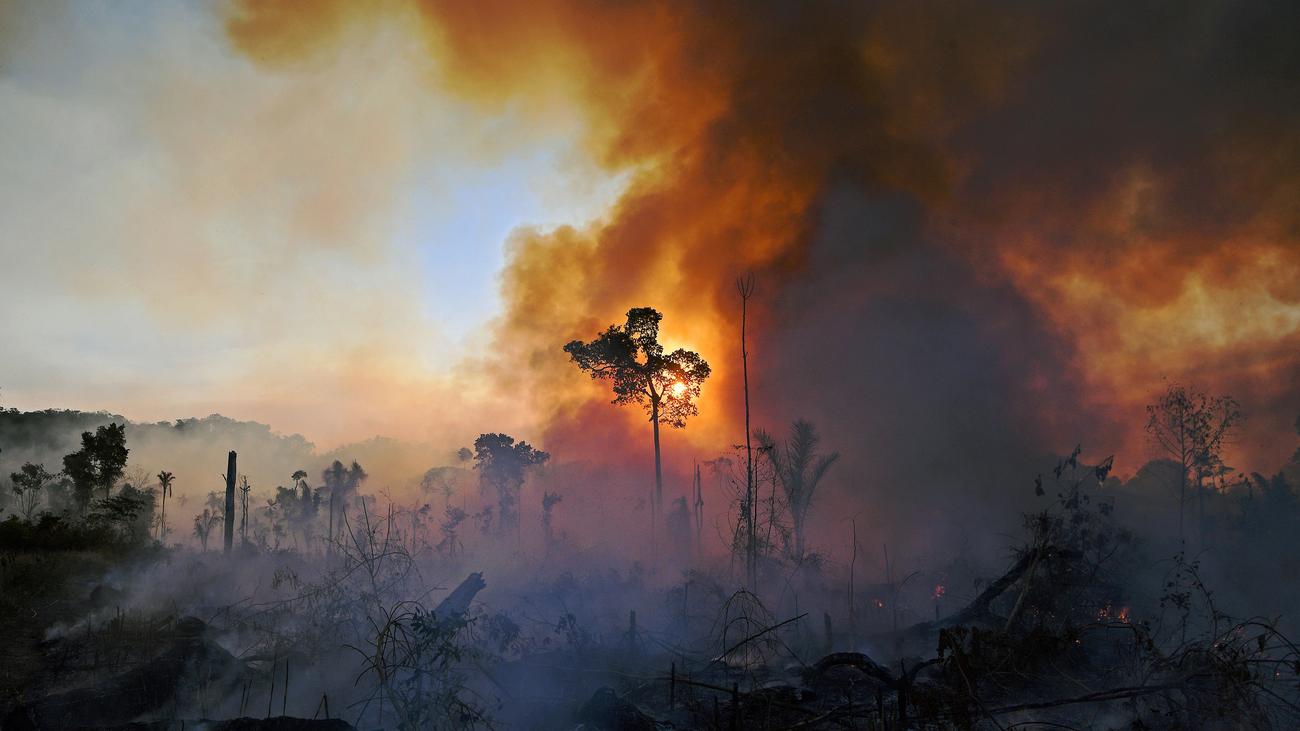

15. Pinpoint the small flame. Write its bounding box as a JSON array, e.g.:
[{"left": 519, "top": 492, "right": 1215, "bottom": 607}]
[{"left": 1096, "top": 604, "right": 1130, "bottom": 623}]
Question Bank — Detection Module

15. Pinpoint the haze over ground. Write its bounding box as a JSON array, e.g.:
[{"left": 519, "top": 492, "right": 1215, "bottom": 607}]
[{"left": 2, "top": 0, "right": 1297, "bottom": 547}]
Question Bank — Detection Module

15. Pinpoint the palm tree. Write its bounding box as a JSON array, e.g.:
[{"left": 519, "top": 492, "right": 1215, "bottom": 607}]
[
  {"left": 756, "top": 420, "right": 839, "bottom": 560},
  {"left": 156, "top": 471, "right": 175, "bottom": 541}
]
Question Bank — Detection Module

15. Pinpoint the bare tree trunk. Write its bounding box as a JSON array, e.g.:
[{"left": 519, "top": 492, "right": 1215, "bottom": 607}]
[
  {"left": 1178, "top": 455, "right": 1187, "bottom": 548},
  {"left": 1197, "top": 472, "right": 1205, "bottom": 550},
  {"left": 1177, "top": 421, "right": 1187, "bottom": 548},
  {"left": 794, "top": 511, "right": 805, "bottom": 561},
  {"left": 765, "top": 467, "right": 778, "bottom": 553},
  {"left": 648, "top": 486, "right": 656, "bottom": 561},
  {"left": 738, "top": 275, "right": 756, "bottom": 590},
  {"left": 224, "top": 451, "right": 236, "bottom": 555},
  {"left": 694, "top": 463, "right": 704, "bottom": 558},
  {"left": 884, "top": 543, "right": 895, "bottom": 634},
  {"left": 652, "top": 399, "right": 662, "bottom": 529},
  {"left": 848, "top": 520, "right": 857, "bottom": 647}
]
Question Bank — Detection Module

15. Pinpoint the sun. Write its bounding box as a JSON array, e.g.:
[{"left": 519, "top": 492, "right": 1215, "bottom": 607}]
[{"left": 670, "top": 381, "right": 688, "bottom": 397}]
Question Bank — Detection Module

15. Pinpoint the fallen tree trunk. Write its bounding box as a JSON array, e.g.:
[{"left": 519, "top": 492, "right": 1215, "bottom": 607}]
[
  {"left": 877, "top": 545, "right": 1076, "bottom": 643},
  {"left": 434, "top": 571, "right": 486, "bottom": 622},
  {"left": 803, "top": 652, "right": 940, "bottom": 689},
  {"left": 804, "top": 651, "right": 896, "bottom": 686}
]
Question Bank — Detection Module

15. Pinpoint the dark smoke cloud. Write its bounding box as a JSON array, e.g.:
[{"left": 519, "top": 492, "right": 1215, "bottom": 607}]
[{"left": 221, "top": 0, "right": 1299, "bottom": 555}]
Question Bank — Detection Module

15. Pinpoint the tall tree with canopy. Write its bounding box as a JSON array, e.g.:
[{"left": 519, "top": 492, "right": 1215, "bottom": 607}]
[
  {"left": 473, "top": 433, "right": 549, "bottom": 537},
  {"left": 273, "top": 474, "right": 319, "bottom": 550},
  {"left": 156, "top": 470, "right": 174, "bottom": 541},
  {"left": 10, "top": 462, "right": 54, "bottom": 521},
  {"left": 322, "top": 459, "right": 367, "bottom": 546},
  {"left": 1146, "top": 384, "right": 1243, "bottom": 548},
  {"left": 62, "top": 422, "right": 129, "bottom": 511},
  {"left": 564, "top": 307, "right": 712, "bottom": 531}
]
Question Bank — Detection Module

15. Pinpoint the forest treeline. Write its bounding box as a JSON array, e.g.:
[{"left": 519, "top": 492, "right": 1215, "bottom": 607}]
[{"left": 2, "top": 388, "right": 1298, "bottom": 602}]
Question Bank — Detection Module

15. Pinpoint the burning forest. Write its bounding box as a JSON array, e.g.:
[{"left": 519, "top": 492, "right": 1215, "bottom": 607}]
[{"left": 2, "top": 1, "right": 1299, "bottom": 729}]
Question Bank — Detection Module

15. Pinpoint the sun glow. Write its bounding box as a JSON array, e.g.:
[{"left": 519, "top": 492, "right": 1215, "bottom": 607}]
[{"left": 670, "top": 381, "right": 688, "bottom": 397}]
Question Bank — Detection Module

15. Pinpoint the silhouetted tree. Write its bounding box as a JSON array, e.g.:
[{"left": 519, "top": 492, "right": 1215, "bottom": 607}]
[
  {"left": 11, "top": 462, "right": 54, "bottom": 521},
  {"left": 437, "top": 505, "right": 468, "bottom": 558},
  {"left": 473, "top": 433, "right": 548, "bottom": 536},
  {"left": 1146, "top": 385, "right": 1243, "bottom": 547},
  {"left": 541, "top": 491, "right": 563, "bottom": 554},
  {"left": 420, "top": 466, "right": 461, "bottom": 507},
  {"left": 273, "top": 478, "right": 319, "bottom": 550},
  {"left": 736, "top": 275, "right": 757, "bottom": 588},
  {"left": 756, "top": 419, "right": 840, "bottom": 560},
  {"left": 96, "top": 482, "right": 154, "bottom": 543},
  {"left": 194, "top": 508, "right": 221, "bottom": 552},
  {"left": 666, "top": 495, "right": 693, "bottom": 565},
  {"left": 473, "top": 505, "right": 494, "bottom": 536},
  {"left": 62, "top": 422, "right": 129, "bottom": 511},
  {"left": 239, "top": 475, "right": 252, "bottom": 547},
  {"left": 322, "top": 460, "right": 367, "bottom": 546},
  {"left": 156, "top": 470, "right": 174, "bottom": 541},
  {"left": 564, "top": 307, "right": 711, "bottom": 539}
]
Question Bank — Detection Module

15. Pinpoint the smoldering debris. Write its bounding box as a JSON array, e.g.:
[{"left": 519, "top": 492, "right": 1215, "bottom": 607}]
[
  {"left": 4, "top": 458, "right": 1300, "bottom": 730},
  {"left": 5, "top": 616, "right": 243, "bottom": 729},
  {"left": 1, "top": 417, "right": 1298, "bottom": 729}
]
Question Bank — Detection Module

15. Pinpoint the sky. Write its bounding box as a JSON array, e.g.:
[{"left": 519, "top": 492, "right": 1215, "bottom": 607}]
[
  {"left": 0, "top": 0, "right": 625, "bottom": 445},
  {"left": 1, "top": 0, "right": 1298, "bottom": 508}
]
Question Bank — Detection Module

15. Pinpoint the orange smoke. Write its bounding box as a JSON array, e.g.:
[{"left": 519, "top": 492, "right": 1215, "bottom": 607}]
[{"left": 223, "top": 1, "right": 1300, "bottom": 483}]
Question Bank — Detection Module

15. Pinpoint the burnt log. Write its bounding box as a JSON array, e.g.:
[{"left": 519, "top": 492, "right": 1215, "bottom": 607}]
[
  {"left": 3, "top": 616, "right": 244, "bottom": 730},
  {"left": 575, "top": 687, "right": 656, "bottom": 731},
  {"left": 433, "top": 571, "right": 486, "bottom": 623},
  {"left": 877, "top": 545, "right": 1079, "bottom": 643},
  {"left": 803, "top": 651, "right": 896, "bottom": 687}
]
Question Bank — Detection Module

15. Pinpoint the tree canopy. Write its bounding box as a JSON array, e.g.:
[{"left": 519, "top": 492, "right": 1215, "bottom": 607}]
[
  {"left": 564, "top": 307, "right": 711, "bottom": 429},
  {"left": 322, "top": 460, "right": 367, "bottom": 501},
  {"left": 61, "top": 422, "right": 129, "bottom": 510},
  {"left": 10, "top": 462, "right": 54, "bottom": 521},
  {"left": 473, "top": 433, "right": 549, "bottom": 533},
  {"left": 755, "top": 420, "right": 839, "bottom": 559}
]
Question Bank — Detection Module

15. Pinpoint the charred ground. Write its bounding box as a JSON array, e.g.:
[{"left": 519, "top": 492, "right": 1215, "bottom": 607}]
[{"left": 1, "top": 392, "right": 1298, "bottom": 730}]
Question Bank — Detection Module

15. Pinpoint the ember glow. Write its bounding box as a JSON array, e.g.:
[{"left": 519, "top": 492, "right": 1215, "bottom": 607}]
[{"left": 1097, "top": 604, "right": 1132, "bottom": 624}]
